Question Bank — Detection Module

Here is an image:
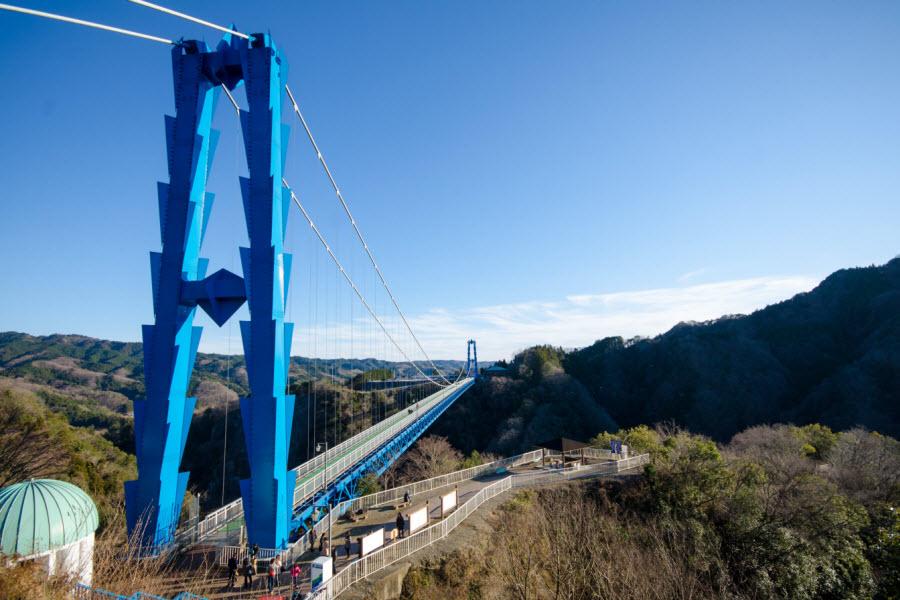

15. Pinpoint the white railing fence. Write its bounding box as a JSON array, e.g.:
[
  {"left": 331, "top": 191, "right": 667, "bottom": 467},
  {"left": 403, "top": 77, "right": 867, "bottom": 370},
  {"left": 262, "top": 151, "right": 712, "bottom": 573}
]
[
  {"left": 311, "top": 476, "right": 514, "bottom": 599},
  {"left": 309, "top": 453, "right": 650, "bottom": 599},
  {"left": 183, "top": 378, "right": 473, "bottom": 544},
  {"left": 216, "top": 447, "right": 544, "bottom": 565},
  {"left": 332, "top": 448, "right": 544, "bottom": 517},
  {"left": 511, "top": 453, "right": 649, "bottom": 488},
  {"left": 216, "top": 544, "right": 283, "bottom": 568}
]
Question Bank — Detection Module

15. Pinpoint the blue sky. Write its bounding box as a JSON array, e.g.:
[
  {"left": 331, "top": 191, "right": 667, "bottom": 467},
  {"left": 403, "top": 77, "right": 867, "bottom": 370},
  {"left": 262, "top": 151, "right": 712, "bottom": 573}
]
[{"left": 1, "top": 1, "right": 898, "bottom": 361}]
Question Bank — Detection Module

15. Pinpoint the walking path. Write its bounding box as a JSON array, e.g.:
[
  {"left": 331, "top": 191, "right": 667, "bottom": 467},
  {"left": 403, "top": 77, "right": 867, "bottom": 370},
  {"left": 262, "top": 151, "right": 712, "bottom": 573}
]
[{"left": 153, "top": 454, "right": 648, "bottom": 599}]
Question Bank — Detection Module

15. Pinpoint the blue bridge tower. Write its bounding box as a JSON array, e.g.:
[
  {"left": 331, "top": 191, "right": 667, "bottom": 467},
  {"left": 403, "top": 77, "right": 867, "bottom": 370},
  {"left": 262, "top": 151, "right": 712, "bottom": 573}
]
[
  {"left": 125, "top": 33, "right": 296, "bottom": 550},
  {"left": 236, "top": 33, "right": 296, "bottom": 551}
]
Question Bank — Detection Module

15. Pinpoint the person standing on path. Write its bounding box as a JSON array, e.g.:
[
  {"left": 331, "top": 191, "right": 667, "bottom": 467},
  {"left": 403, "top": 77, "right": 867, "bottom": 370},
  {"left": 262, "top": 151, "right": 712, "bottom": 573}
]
[
  {"left": 344, "top": 532, "right": 352, "bottom": 558},
  {"left": 272, "top": 555, "right": 282, "bottom": 589},
  {"left": 267, "top": 561, "right": 277, "bottom": 593},
  {"left": 396, "top": 512, "right": 405, "bottom": 538},
  {"left": 241, "top": 555, "right": 253, "bottom": 589},
  {"left": 226, "top": 555, "right": 238, "bottom": 588}
]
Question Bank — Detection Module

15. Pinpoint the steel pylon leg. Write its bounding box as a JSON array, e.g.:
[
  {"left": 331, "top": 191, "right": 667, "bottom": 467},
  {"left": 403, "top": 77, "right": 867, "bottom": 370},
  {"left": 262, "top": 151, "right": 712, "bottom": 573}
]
[
  {"left": 125, "top": 40, "right": 220, "bottom": 549},
  {"left": 236, "top": 34, "right": 296, "bottom": 550}
]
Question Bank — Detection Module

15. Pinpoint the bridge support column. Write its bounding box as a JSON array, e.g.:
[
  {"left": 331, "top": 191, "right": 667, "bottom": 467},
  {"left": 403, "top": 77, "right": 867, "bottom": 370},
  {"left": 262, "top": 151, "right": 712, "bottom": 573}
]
[
  {"left": 125, "top": 40, "right": 221, "bottom": 548},
  {"left": 466, "top": 339, "right": 478, "bottom": 378},
  {"left": 237, "top": 34, "right": 296, "bottom": 550},
  {"left": 125, "top": 33, "right": 292, "bottom": 549}
]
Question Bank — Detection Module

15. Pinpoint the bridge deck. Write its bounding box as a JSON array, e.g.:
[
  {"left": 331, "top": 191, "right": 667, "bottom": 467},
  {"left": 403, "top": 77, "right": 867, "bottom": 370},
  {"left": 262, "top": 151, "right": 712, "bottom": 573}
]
[{"left": 183, "top": 379, "right": 474, "bottom": 547}]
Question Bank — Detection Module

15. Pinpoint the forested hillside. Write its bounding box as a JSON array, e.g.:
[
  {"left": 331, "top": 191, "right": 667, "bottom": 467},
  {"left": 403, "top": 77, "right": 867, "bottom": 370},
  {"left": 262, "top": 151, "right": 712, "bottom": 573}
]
[
  {"left": 3, "top": 259, "right": 899, "bottom": 513},
  {"left": 430, "top": 346, "right": 618, "bottom": 455},
  {"left": 403, "top": 424, "right": 900, "bottom": 599},
  {"left": 0, "top": 332, "right": 463, "bottom": 407},
  {"left": 0, "top": 332, "right": 463, "bottom": 510},
  {"left": 565, "top": 259, "right": 900, "bottom": 440},
  {"left": 435, "top": 259, "right": 900, "bottom": 453}
]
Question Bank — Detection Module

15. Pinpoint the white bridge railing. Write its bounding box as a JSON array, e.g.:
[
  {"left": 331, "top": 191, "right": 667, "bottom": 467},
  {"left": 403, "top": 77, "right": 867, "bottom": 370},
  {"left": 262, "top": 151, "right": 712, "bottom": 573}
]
[
  {"left": 309, "top": 453, "right": 650, "bottom": 599},
  {"left": 184, "top": 378, "right": 473, "bottom": 544},
  {"left": 312, "top": 476, "right": 513, "bottom": 599},
  {"left": 332, "top": 449, "right": 544, "bottom": 516},
  {"left": 217, "top": 447, "right": 543, "bottom": 565},
  {"left": 510, "top": 453, "right": 649, "bottom": 488}
]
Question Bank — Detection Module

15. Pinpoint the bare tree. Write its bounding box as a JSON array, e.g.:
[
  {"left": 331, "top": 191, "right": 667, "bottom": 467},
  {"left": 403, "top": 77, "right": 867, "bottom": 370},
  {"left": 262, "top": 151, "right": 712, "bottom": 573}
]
[
  {"left": 397, "top": 435, "right": 463, "bottom": 483},
  {"left": 92, "top": 502, "right": 218, "bottom": 597},
  {"left": 827, "top": 427, "right": 900, "bottom": 505},
  {"left": 0, "top": 391, "right": 68, "bottom": 487}
]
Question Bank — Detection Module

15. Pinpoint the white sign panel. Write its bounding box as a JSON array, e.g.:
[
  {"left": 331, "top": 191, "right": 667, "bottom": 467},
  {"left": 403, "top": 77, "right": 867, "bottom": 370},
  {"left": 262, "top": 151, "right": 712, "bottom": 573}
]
[
  {"left": 407, "top": 505, "right": 428, "bottom": 534},
  {"left": 441, "top": 489, "right": 458, "bottom": 517},
  {"left": 311, "top": 556, "right": 333, "bottom": 590},
  {"left": 360, "top": 528, "right": 385, "bottom": 556}
]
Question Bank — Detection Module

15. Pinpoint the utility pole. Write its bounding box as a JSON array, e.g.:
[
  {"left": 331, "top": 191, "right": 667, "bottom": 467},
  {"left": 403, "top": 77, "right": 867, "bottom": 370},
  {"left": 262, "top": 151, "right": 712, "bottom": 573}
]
[{"left": 316, "top": 442, "right": 332, "bottom": 554}]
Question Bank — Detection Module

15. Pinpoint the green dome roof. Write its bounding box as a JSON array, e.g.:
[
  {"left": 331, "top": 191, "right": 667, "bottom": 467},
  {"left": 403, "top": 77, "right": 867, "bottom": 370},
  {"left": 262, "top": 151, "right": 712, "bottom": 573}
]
[{"left": 0, "top": 479, "right": 99, "bottom": 557}]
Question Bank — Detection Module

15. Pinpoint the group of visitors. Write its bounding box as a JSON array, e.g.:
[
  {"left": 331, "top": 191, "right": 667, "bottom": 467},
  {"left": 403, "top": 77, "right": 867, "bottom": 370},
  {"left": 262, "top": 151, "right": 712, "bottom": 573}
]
[
  {"left": 225, "top": 501, "right": 411, "bottom": 594},
  {"left": 315, "top": 530, "right": 356, "bottom": 559},
  {"left": 225, "top": 542, "right": 303, "bottom": 595}
]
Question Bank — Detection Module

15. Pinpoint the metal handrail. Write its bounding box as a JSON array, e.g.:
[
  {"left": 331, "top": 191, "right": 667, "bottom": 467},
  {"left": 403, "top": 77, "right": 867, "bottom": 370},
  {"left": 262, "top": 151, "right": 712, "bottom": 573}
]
[
  {"left": 332, "top": 449, "right": 543, "bottom": 516},
  {"left": 216, "top": 447, "right": 544, "bottom": 565},
  {"left": 309, "top": 453, "right": 650, "bottom": 598},
  {"left": 179, "top": 379, "right": 473, "bottom": 543},
  {"left": 312, "top": 476, "right": 514, "bottom": 598}
]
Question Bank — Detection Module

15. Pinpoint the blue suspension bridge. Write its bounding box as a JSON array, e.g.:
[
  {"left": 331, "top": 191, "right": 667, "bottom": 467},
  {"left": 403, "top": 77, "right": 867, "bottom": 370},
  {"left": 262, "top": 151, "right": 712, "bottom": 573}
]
[{"left": 0, "top": 1, "right": 482, "bottom": 555}]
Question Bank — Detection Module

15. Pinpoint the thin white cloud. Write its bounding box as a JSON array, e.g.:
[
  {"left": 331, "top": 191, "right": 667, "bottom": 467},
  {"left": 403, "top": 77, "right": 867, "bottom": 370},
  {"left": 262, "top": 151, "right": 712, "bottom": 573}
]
[
  {"left": 199, "top": 274, "right": 819, "bottom": 363},
  {"left": 677, "top": 267, "right": 708, "bottom": 283},
  {"left": 403, "top": 274, "right": 818, "bottom": 361}
]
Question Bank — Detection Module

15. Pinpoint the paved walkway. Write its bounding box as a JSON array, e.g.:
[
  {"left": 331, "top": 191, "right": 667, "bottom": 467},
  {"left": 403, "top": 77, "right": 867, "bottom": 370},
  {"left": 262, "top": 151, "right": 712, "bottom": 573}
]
[{"left": 161, "top": 458, "right": 619, "bottom": 599}]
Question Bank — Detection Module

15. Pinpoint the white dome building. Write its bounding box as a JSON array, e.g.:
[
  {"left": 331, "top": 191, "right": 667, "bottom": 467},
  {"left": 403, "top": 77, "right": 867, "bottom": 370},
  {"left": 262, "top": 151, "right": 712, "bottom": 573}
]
[{"left": 0, "top": 479, "right": 100, "bottom": 585}]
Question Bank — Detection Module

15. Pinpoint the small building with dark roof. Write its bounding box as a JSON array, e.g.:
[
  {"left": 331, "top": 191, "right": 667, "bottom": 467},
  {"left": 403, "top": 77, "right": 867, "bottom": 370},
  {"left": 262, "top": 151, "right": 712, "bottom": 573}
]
[
  {"left": 482, "top": 364, "right": 510, "bottom": 377},
  {"left": 534, "top": 437, "right": 591, "bottom": 466}
]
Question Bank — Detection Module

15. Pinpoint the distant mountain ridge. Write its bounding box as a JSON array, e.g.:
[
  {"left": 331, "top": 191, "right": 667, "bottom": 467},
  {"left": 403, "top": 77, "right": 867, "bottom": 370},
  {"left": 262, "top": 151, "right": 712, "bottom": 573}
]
[
  {"left": 564, "top": 258, "right": 900, "bottom": 440},
  {"left": 0, "top": 331, "right": 464, "bottom": 410}
]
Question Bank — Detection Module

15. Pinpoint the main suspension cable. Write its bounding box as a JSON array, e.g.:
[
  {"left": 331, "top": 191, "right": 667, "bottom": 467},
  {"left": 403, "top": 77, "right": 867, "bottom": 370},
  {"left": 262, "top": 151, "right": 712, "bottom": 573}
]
[
  {"left": 283, "top": 177, "right": 451, "bottom": 388},
  {"left": 0, "top": 3, "right": 174, "bottom": 44},
  {"left": 284, "top": 85, "right": 453, "bottom": 385},
  {"left": 215, "top": 91, "right": 459, "bottom": 387},
  {"left": 126, "top": 0, "right": 250, "bottom": 39}
]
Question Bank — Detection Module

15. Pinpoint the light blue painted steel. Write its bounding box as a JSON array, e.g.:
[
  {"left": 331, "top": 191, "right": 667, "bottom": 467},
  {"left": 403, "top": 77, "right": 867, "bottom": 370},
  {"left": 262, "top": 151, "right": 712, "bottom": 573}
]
[
  {"left": 74, "top": 583, "right": 204, "bottom": 600},
  {"left": 126, "top": 33, "right": 299, "bottom": 549},
  {"left": 291, "top": 379, "right": 474, "bottom": 532},
  {"left": 236, "top": 33, "right": 296, "bottom": 550},
  {"left": 125, "top": 40, "right": 224, "bottom": 548}
]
